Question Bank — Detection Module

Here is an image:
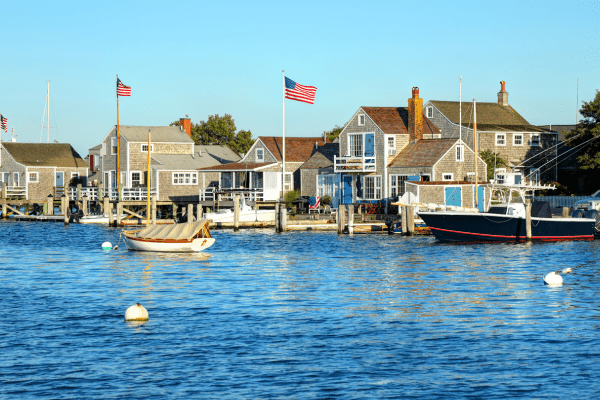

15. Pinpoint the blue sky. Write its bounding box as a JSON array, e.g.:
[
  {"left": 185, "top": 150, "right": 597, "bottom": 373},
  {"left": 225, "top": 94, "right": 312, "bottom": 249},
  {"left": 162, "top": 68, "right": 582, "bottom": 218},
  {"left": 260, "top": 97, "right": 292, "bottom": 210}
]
[{"left": 1, "top": 0, "right": 598, "bottom": 156}]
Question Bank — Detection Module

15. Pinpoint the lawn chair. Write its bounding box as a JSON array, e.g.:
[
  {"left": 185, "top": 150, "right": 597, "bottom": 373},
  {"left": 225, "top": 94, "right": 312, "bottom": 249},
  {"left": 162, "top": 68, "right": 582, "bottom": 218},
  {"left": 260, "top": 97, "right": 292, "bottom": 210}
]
[{"left": 308, "top": 196, "right": 320, "bottom": 214}]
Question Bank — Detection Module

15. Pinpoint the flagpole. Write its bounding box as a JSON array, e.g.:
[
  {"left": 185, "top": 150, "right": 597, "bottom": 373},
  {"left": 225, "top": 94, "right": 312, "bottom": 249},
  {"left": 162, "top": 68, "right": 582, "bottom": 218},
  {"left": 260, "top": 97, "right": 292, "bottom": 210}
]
[
  {"left": 116, "top": 74, "right": 121, "bottom": 200},
  {"left": 282, "top": 70, "right": 285, "bottom": 201},
  {"left": 147, "top": 129, "right": 151, "bottom": 226}
]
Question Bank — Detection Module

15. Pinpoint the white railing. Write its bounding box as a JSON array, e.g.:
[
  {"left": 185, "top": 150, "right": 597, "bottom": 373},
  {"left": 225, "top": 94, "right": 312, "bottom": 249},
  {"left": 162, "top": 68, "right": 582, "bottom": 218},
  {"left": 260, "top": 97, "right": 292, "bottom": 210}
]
[
  {"left": 334, "top": 155, "right": 376, "bottom": 173},
  {"left": 533, "top": 196, "right": 590, "bottom": 208},
  {"left": 66, "top": 187, "right": 157, "bottom": 201},
  {"left": 200, "top": 188, "right": 264, "bottom": 202},
  {"left": 5, "top": 186, "right": 26, "bottom": 199}
]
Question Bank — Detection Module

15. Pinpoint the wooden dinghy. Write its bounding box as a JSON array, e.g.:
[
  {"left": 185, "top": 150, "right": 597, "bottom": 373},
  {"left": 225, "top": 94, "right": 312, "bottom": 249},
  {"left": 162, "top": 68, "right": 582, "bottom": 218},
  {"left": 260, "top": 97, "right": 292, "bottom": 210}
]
[{"left": 122, "top": 219, "right": 215, "bottom": 252}]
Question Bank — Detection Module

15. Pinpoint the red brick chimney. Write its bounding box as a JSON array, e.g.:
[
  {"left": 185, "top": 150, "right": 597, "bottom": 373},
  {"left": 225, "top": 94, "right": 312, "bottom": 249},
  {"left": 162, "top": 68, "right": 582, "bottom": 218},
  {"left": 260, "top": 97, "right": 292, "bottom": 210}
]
[
  {"left": 179, "top": 116, "right": 192, "bottom": 137},
  {"left": 498, "top": 81, "right": 508, "bottom": 106},
  {"left": 408, "top": 87, "right": 423, "bottom": 142}
]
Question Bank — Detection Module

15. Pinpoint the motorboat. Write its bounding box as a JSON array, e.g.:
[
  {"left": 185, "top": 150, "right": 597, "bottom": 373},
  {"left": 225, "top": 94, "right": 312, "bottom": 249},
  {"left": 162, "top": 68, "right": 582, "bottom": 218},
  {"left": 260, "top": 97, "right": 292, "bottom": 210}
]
[
  {"left": 418, "top": 183, "right": 596, "bottom": 242},
  {"left": 121, "top": 219, "right": 215, "bottom": 252},
  {"left": 204, "top": 197, "right": 275, "bottom": 223}
]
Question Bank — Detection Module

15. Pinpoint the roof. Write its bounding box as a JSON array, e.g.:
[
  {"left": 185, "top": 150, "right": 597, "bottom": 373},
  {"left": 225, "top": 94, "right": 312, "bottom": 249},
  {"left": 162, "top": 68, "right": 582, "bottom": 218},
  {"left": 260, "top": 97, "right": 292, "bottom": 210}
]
[
  {"left": 430, "top": 101, "right": 549, "bottom": 133},
  {"left": 361, "top": 107, "right": 441, "bottom": 135},
  {"left": 2, "top": 143, "right": 88, "bottom": 167},
  {"left": 152, "top": 145, "right": 240, "bottom": 171},
  {"left": 197, "top": 162, "right": 276, "bottom": 172},
  {"left": 388, "top": 139, "right": 456, "bottom": 168},
  {"left": 195, "top": 145, "right": 240, "bottom": 164},
  {"left": 300, "top": 143, "right": 339, "bottom": 169},
  {"left": 258, "top": 136, "right": 325, "bottom": 162},
  {"left": 538, "top": 125, "right": 576, "bottom": 141},
  {"left": 117, "top": 125, "right": 195, "bottom": 143}
]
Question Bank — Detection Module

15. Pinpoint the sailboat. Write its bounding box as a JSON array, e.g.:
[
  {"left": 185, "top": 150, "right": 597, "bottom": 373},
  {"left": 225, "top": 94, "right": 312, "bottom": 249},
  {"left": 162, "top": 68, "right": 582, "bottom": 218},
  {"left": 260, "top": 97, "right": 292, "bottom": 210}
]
[{"left": 417, "top": 100, "right": 596, "bottom": 242}]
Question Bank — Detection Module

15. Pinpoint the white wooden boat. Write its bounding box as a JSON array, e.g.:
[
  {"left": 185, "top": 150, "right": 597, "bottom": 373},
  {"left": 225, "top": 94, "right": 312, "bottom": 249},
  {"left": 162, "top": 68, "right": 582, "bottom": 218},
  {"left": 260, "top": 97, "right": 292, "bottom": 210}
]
[
  {"left": 79, "top": 213, "right": 127, "bottom": 224},
  {"left": 122, "top": 219, "right": 215, "bottom": 252},
  {"left": 204, "top": 198, "right": 275, "bottom": 223}
]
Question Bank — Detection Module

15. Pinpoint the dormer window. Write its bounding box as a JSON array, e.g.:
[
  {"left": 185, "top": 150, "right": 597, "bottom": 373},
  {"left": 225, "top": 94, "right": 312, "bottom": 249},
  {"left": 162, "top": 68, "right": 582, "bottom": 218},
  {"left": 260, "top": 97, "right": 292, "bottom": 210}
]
[
  {"left": 358, "top": 114, "right": 365, "bottom": 126},
  {"left": 426, "top": 106, "right": 433, "bottom": 118},
  {"left": 256, "top": 148, "right": 264, "bottom": 162},
  {"left": 387, "top": 136, "right": 397, "bottom": 156}
]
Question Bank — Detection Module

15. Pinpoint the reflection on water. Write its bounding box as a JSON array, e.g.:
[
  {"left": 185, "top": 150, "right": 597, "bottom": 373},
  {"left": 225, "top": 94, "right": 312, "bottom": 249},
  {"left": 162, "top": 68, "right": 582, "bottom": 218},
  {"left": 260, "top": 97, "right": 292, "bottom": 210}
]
[{"left": 1, "top": 221, "right": 600, "bottom": 398}]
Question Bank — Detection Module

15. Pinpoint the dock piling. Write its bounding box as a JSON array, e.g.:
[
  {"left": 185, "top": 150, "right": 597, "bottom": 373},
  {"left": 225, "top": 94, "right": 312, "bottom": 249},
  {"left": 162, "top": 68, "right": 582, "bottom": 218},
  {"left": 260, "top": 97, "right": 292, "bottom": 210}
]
[
  {"left": 406, "top": 205, "right": 415, "bottom": 236},
  {"left": 401, "top": 206, "right": 407, "bottom": 235},
  {"left": 233, "top": 196, "right": 240, "bottom": 231},
  {"left": 348, "top": 204, "right": 354, "bottom": 235},
  {"left": 525, "top": 200, "right": 532, "bottom": 241},
  {"left": 188, "top": 204, "right": 195, "bottom": 223}
]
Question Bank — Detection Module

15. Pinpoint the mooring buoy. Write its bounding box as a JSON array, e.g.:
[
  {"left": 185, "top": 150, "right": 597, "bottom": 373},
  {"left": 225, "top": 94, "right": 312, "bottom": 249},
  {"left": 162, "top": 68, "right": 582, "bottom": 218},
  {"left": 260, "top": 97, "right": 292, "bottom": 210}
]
[
  {"left": 125, "top": 303, "right": 149, "bottom": 321},
  {"left": 543, "top": 268, "right": 572, "bottom": 286},
  {"left": 102, "top": 241, "right": 112, "bottom": 250}
]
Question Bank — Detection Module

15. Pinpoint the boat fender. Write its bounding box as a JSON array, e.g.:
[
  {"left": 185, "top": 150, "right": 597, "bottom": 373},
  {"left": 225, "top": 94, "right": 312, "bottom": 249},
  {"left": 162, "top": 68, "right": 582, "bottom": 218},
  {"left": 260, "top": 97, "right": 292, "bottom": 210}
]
[{"left": 125, "top": 303, "right": 149, "bottom": 321}]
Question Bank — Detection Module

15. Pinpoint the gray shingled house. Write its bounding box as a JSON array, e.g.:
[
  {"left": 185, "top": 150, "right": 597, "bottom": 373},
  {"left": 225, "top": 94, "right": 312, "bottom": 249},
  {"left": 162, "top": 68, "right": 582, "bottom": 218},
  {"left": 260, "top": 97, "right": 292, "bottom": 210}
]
[
  {"left": 0, "top": 142, "right": 88, "bottom": 201},
  {"left": 424, "top": 81, "right": 557, "bottom": 184}
]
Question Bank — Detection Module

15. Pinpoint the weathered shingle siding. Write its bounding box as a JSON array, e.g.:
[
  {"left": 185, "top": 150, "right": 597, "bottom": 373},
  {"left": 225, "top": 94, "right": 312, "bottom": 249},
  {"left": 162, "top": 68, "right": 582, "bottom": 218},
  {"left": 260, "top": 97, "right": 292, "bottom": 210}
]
[
  {"left": 26, "top": 168, "right": 55, "bottom": 201},
  {"left": 300, "top": 166, "right": 334, "bottom": 197},
  {"left": 433, "top": 144, "right": 487, "bottom": 182},
  {"left": 245, "top": 141, "right": 278, "bottom": 163},
  {"left": 157, "top": 171, "right": 201, "bottom": 202},
  {"left": 0, "top": 149, "right": 26, "bottom": 185}
]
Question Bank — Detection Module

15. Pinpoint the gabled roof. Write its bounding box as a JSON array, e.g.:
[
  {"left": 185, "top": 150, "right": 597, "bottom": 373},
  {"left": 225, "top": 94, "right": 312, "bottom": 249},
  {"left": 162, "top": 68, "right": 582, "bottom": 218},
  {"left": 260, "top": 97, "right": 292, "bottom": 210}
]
[
  {"left": 152, "top": 145, "right": 241, "bottom": 170},
  {"left": 361, "top": 107, "right": 441, "bottom": 135},
  {"left": 117, "top": 125, "right": 195, "bottom": 143},
  {"left": 300, "top": 143, "right": 339, "bottom": 169},
  {"left": 388, "top": 139, "right": 456, "bottom": 168},
  {"left": 195, "top": 145, "right": 240, "bottom": 164},
  {"left": 258, "top": 136, "right": 325, "bottom": 162},
  {"left": 429, "top": 101, "right": 549, "bottom": 133},
  {"left": 2, "top": 143, "right": 87, "bottom": 167}
]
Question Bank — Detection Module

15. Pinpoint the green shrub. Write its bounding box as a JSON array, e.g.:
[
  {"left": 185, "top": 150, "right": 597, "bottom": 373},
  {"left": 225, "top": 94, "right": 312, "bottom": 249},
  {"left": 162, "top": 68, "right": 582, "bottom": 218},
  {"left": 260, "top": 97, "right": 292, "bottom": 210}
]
[
  {"left": 321, "top": 195, "right": 331, "bottom": 206},
  {"left": 284, "top": 190, "right": 301, "bottom": 208}
]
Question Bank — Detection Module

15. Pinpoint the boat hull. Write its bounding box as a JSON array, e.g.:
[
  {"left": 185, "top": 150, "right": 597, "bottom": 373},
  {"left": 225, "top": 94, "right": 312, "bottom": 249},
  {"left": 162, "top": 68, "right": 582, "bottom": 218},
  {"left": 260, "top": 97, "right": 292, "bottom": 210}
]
[
  {"left": 418, "top": 211, "right": 595, "bottom": 242},
  {"left": 122, "top": 233, "right": 215, "bottom": 252},
  {"left": 204, "top": 210, "right": 275, "bottom": 223}
]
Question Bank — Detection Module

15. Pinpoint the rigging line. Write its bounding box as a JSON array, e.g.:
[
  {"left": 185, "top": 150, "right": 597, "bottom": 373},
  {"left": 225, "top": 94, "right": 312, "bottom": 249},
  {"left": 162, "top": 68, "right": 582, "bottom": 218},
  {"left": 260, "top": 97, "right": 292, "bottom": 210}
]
[{"left": 521, "top": 134, "right": 600, "bottom": 180}]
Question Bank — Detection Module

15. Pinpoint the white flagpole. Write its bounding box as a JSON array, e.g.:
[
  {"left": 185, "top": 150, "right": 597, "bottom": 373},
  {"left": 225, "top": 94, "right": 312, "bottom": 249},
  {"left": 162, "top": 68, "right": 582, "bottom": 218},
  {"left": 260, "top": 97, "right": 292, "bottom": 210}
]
[
  {"left": 459, "top": 76, "right": 462, "bottom": 143},
  {"left": 282, "top": 70, "right": 286, "bottom": 201}
]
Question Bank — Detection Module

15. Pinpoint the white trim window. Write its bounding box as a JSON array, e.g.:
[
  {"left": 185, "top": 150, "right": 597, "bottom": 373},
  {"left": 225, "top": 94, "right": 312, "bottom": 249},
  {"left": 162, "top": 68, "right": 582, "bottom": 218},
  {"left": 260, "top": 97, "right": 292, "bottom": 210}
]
[
  {"left": 387, "top": 136, "right": 397, "bottom": 156},
  {"left": 442, "top": 173, "right": 453, "bottom": 181},
  {"left": 495, "top": 133, "right": 506, "bottom": 146},
  {"left": 358, "top": 114, "right": 366, "bottom": 126},
  {"left": 102, "top": 142, "right": 107, "bottom": 156},
  {"left": 513, "top": 133, "right": 523, "bottom": 146},
  {"left": 495, "top": 168, "right": 506, "bottom": 184},
  {"left": 141, "top": 144, "right": 154, "bottom": 153},
  {"left": 172, "top": 172, "right": 198, "bottom": 185},
  {"left": 111, "top": 137, "right": 117, "bottom": 155},
  {"left": 390, "top": 175, "right": 408, "bottom": 199},
  {"left": 284, "top": 173, "right": 293, "bottom": 191},
  {"left": 71, "top": 172, "right": 79, "bottom": 179},
  {"left": 256, "top": 148, "right": 264, "bottom": 162},
  {"left": 426, "top": 106, "right": 433, "bottom": 118},
  {"left": 28, "top": 172, "right": 39, "bottom": 183},
  {"left": 456, "top": 145, "right": 464, "bottom": 162},
  {"left": 530, "top": 134, "right": 540, "bottom": 147},
  {"left": 362, "top": 175, "right": 382, "bottom": 200},
  {"left": 130, "top": 171, "right": 142, "bottom": 186},
  {"left": 349, "top": 133, "right": 363, "bottom": 157}
]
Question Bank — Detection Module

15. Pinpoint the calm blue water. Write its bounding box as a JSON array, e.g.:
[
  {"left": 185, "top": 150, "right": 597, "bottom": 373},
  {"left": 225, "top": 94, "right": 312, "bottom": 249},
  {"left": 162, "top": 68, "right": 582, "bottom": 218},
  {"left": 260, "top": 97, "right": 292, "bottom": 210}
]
[{"left": 1, "top": 220, "right": 600, "bottom": 399}]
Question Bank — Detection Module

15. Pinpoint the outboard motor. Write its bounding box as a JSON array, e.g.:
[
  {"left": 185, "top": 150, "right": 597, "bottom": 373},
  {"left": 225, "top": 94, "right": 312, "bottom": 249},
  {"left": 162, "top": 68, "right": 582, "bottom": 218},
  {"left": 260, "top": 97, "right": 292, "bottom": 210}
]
[{"left": 385, "top": 218, "right": 399, "bottom": 234}]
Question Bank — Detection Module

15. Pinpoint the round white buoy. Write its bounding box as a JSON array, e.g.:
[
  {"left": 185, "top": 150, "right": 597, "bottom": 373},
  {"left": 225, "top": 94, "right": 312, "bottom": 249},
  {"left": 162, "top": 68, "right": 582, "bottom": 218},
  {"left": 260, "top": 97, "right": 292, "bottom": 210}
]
[
  {"left": 125, "top": 303, "right": 149, "bottom": 321},
  {"left": 543, "top": 268, "right": 572, "bottom": 286},
  {"left": 102, "top": 241, "right": 112, "bottom": 250}
]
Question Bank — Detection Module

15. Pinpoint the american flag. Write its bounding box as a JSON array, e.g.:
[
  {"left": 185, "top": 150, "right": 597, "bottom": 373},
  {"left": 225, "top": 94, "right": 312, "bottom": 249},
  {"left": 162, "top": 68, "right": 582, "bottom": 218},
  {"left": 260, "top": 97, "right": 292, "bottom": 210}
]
[
  {"left": 285, "top": 77, "right": 317, "bottom": 104},
  {"left": 117, "top": 79, "right": 131, "bottom": 96},
  {"left": 0, "top": 115, "right": 6, "bottom": 132},
  {"left": 309, "top": 196, "right": 320, "bottom": 209}
]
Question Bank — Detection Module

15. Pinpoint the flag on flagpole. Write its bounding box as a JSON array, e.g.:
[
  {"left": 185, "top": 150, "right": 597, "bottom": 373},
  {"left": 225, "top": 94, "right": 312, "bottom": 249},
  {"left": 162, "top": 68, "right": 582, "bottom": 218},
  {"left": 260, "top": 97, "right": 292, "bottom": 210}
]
[
  {"left": 117, "top": 79, "right": 132, "bottom": 96},
  {"left": 285, "top": 77, "right": 316, "bottom": 104},
  {"left": 0, "top": 115, "right": 7, "bottom": 132}
]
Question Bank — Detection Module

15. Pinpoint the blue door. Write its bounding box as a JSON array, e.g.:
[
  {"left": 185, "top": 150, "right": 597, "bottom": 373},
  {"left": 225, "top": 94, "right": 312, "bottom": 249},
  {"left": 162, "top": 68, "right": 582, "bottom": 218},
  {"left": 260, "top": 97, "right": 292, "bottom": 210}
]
[
  {"left": 514, "top": 174, "right": 522, "bottom": 185},
  {"left": 365, "top": 133, "right": 375, "bottom": 156},
  {"left": 477, "top": 186, "right": 485, "bottom": 212},
  {"left": 445, "top": 187, "right": 462, "bottom": 207},
  {"left": 56, "top": 171, "right": 64, "bottom": 187},
  {"left": 342, "top": 175, "right": 353, "bottom": 204}
]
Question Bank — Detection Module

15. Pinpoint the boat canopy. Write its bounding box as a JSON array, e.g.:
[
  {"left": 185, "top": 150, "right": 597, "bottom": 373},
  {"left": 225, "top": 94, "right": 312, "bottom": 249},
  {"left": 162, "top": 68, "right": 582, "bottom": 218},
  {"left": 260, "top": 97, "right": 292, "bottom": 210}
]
[{"left": 135, "top": 219, "right": 210, "bottom": 240}]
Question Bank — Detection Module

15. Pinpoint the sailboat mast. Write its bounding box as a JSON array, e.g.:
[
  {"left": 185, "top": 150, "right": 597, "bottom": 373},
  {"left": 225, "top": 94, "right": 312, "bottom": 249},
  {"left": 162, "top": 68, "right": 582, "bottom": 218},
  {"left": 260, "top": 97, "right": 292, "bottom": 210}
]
[
  {"left": 473, "top": 99, "right": 478, "bottom": 207},
  {"left": 147, "top": 129, "right": 151, "bottom": 226},
  {"left": 47, "top": 81, "right": 50, "bottom": 143}
]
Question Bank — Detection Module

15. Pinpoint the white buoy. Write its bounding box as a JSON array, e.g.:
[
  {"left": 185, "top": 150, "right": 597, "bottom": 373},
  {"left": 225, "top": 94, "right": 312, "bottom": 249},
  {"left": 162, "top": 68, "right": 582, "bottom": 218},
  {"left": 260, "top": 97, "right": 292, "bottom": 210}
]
[
  {"left": 544, "top": 268, "right": 573, "bottom": 286},
  {"left": 102, "top": 241, "right": 112, "bottom": 250},
  {"left": 125, "top": 303, "right": 149, "bottom": 321}
]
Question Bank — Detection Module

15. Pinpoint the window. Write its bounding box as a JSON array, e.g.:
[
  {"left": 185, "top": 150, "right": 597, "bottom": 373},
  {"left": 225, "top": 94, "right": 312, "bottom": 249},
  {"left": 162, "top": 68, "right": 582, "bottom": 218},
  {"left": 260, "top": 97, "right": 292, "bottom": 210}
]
[
  {"left": 495, "top": 168, "right": 506, "bottom": 184},
  {"left": 530, "top": 168, "right": 540, "bottom": 185},
  {"left": 172, "top": 172, "right": 198, "bottom": 185},
  {"left": 256, "top": 148, "right": 264, "bottom": 162},
  {"left": 141, "top": 144, "right": 154, "bottom": 153},
  {"left": 349, "top": 134, "right": 363, "bottom": 157},
  {"left": 131, "top": 171, "right": 142, "bottom": 186},
  {"left": 102, "top": 143, "right": 106, "bottom": 156},
  {"left": 221, "top": 172, "right": 232, "bottom": 188},
  {"left": 421, "top": 175, "right": 431, "bottom": 182},
  {"left": 358, "top": 114, "right": 365, "bottom": 126},
  {"left": 387, "top": 136, "right": 397, "bottom": 156},
  {"left": 284, "top": 173, "right": 293, "bottom": 191},
  {"left": 362, "top": 175, "right": 382, "bottom": 200},
  {"left": 513, "top": 133, "right": 523, "bottom": 146},
  {"left": 426, "top": 106, "right": 433, "bottom": 118},
  {"left": 496, "top": 133, "right": 506, "bottom": 146},
  {"left": 390, "top": 175, "right": 408, "bottom": 198},
  {"left": 28, "top": 172, "right": 39, "bottom": 183},
  {"left": 456, "top": 145, "right": 464, "bottom": 162},
  {"left": 111, "top": 137, "right": 117, "bottom": 155},
  {"left": 530, "top": 134, "right": 540, "bottom": 146},
  {"left": 71, "top": 172, "right": 79, "bottom": 179},
  {"left": 442, "top": 173, "right": 453, "bottom": 181},
  {"left": 13, "top": 172, "right": 19, "bottom": 186},
  {"left": 317, "top": 174, "right": 339, "bottom": 204}
]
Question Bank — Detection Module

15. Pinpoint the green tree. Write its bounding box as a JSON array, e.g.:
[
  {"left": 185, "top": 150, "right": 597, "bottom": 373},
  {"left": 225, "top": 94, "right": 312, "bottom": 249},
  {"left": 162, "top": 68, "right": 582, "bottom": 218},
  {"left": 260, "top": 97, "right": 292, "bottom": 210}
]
[
  {"left": 565, "top": 90, "right": 600, "bottom": 169},
  {"left": 479, "top": 149, "right": 508, "bottom": 181},
  {"left": 322, "top": 125, "right": 343, "bottom": 142},
  {"left": 171, "top": 114, "right": 255, "bottom": 154}
]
